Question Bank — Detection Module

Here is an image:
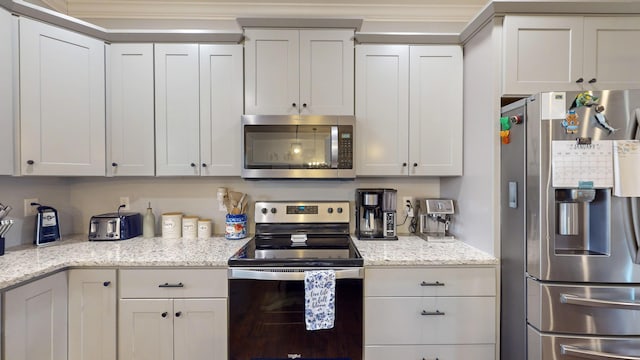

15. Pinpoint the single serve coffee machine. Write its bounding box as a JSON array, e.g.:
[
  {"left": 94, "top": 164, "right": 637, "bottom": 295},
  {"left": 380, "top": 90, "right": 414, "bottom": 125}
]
[
  {"left": 355, "top": 188, "right": 397, "bottom": 240},
  {"left": 418, "top": 199, "right": 455, "bottom": 241}
]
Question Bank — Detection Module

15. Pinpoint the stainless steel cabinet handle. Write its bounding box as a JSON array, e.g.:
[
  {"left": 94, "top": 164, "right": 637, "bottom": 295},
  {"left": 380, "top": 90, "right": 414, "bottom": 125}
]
[
  {"left": 158, "top": 282, "right": 184, "bottom": 288},
  {"left": 421, "top": 281, "right": 445, "bottom": 287},
  {"left": 561, "top": 293, "right": 640, "bottom": 310},
  {"left": 561, "top": 344, "right": 640, "bottom": 359},
  {"left": 421, "top": 310, "right": 445, "bottom": 316}
]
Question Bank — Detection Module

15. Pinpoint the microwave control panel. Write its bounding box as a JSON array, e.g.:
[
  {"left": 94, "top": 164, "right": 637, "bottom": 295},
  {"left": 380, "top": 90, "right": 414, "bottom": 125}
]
[{"left": 338, "top": 126, "right": 353, "bottom": 169}]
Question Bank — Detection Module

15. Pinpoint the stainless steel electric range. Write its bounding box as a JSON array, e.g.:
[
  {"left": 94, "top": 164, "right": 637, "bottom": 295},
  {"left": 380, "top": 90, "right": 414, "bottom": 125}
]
[{"left": 228, "top": 201, "right": 363, "bottom": 360}]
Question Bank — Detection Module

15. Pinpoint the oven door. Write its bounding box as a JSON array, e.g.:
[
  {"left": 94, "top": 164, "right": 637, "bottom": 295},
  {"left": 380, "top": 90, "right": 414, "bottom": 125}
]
[{"left": 228, "top": 268, "right": 363, "bottom": 360}]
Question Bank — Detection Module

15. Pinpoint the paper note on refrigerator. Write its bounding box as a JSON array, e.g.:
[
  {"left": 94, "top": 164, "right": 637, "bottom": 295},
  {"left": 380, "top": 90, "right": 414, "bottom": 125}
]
[
  {"left": 552, "top": 140, "right": 613, "bottom": 188},
  {"left": 613, "top": 140, "right": 640, "bottom": 197}
]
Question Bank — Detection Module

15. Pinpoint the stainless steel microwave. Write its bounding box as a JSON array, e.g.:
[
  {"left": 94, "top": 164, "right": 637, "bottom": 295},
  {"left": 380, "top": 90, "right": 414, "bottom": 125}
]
[{"left": 241, "top": 115, "right": 355, "bottom": 179}]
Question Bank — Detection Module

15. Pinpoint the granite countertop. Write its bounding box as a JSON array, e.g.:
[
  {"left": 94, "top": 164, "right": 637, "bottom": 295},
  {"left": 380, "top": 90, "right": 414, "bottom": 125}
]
[{"left": 0, "top": 234, "right": 497, "bottom": 290}]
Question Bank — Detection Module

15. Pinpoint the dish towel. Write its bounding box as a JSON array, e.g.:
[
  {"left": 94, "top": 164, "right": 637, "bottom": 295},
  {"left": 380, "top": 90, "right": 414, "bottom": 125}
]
[{"left": 304, "top": 269, "right": 336, "bottom": 330}]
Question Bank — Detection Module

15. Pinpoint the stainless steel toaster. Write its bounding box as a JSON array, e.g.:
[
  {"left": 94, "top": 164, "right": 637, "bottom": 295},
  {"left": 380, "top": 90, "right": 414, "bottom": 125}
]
[{"left": 88, "top": 212, "right": 142, "bottom": 241}]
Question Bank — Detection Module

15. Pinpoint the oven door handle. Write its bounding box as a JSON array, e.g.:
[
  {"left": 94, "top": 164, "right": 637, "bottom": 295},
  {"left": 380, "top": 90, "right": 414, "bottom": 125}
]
[{"left": 228, "top": 268, "right": 363, "bottom": 281}]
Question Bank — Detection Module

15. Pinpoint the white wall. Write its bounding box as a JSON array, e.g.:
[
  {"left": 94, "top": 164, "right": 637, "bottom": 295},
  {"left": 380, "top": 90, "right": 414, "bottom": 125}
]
[
  {"left": 0, "top": 176, "right": 74, "bottom": 248},
  {"left": 67, "top": 176, "right": 439, "bottom": 238},
  {"left": 440, "top": 18, "right": 502, "bottom": 255}
]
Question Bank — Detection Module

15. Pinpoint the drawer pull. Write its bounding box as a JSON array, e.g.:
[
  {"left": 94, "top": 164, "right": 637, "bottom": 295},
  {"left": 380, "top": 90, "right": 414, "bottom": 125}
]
[
  {"left": 420, "top": 281, "right": 445, "bottom": 287},
  {"left": 561, "top": 344, "right": 640, "bottom": 360},
  {"left": 423, "top": 358, "right": 439, "bottom": 360},
  {"left": 161, "top": 312, "right": 168, "bottom": 318},
  {"left": 421, "top": 310, "right": 445, "bottom": 316},
  {"left": 159, "top": 282, "right": 184, "bottom": 288},
  {"left": 560, "top": 293, "right": 640, "bottom": 310}
]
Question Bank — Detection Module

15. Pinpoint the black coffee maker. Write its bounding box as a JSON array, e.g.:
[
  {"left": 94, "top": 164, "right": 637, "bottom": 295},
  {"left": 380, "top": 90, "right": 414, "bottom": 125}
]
[{"left": 355, "top": 188, "right": 397, "bottom": 240}]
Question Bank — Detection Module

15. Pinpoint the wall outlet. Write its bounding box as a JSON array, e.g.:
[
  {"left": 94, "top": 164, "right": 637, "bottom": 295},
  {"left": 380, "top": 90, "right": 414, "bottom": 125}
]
[
  {"left": 24, "top": 198, "right": 39, "bottom": 216},
  {"left": 402, "top": 196, "right": 415, "bottom": 217},
  {"left": 119, "top": 196, "right": 130, "bottom": 210}
]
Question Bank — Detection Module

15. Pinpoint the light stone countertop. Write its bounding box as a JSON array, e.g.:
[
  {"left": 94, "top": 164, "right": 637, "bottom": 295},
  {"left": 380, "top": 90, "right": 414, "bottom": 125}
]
[{"left": 0, "top": 234, "right": 496, "bottom": 290}]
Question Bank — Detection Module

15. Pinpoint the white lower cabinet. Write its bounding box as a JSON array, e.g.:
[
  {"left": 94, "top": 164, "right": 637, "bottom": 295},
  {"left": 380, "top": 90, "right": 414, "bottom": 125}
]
[
  {"left": 364, "top": 267, "right": 496, "bottom": 360},
  {"left": 68, "top": 269, "right": 117, "bottom": 360},
  {"left": 118, "top": 269, "right": 228, "bottom": 360},
  {"left": 4, "top": 271, "right": 68, "bottom": 360}
]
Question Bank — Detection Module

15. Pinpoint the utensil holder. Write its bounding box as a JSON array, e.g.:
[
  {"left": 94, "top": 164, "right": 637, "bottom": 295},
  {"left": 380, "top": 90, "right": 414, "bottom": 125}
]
[{"left": 225, "top": 214, "right": 247, "bottom": 240}]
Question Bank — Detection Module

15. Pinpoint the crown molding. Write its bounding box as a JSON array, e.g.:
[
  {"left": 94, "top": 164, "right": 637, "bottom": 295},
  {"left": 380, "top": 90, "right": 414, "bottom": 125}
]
[{"left": 66, "top": 1, "right": 483, "bottom": 23}]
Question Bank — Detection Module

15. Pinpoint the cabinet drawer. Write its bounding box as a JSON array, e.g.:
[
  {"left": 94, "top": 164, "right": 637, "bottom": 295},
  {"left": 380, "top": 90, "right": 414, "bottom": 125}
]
[
  {"left": 365, "top": 344, "right": 495, "bottom": 360},
  {"left": 365, "top": 267, "right": 495, "bottom": 297},
  {"left": 365, "top": 296, "right": 495, "bottom": 345},
  {"left": 119, "top": 269, "right": 226, "bottom": 298}
]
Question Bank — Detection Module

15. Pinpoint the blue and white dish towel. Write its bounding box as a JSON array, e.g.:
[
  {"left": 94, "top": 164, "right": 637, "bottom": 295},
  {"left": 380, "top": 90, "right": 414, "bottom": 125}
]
[{"left": 304, "top": 269, "right": 336, "bottom": 330}]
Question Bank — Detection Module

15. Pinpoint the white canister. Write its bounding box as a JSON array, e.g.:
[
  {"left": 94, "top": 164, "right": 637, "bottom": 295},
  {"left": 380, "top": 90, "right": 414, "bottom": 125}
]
[
  {"left": 198, "top": 219, "right": 212, "bottom": 239},
  {"left": 182, "top": 216, "right": 199, "bottom": 239},
  {"left": 162, "top": 212, "right": 183, "bottom": 239}
]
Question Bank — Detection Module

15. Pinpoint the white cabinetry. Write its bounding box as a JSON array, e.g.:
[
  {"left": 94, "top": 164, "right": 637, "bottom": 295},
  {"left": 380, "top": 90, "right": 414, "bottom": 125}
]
[
  {"left": 244, "top": 29, "right": 354, "bottom": 115},
  {"left": 4, "top": 271, "right": 68, "bottom": 360},
  {"left": 68, "top": 269, "right": 117, "bottom": 360},
  {"left": 19, "top": 17, "right": 105, "bottom": 175},
  {"left": 355, "top": 45, "right": 462, "bottom": 176},
  {"left": 155, "top": 44, "right": 243, "bottom": 176},
  {"left": 108, "top": 44, "right": 155, "bottom": 176},
  {"left": 503, "top": 16, "right": 640, "bottom": 95},
  {"left": 364, "top": 267, "right": 496, "bottom": 360},
  {"left": 0, "top": 9, "right": 16, "bottom": 175},
  {"left": 118, "top": 269, "right": 228, "bottom": 360}
]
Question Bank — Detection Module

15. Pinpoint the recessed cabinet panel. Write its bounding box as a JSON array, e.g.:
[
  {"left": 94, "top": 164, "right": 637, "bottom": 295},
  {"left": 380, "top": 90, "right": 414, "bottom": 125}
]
[
  {"left": 119, "top": 299, "right": 174, "bottom": 360},
  {"left": 20, "top": 17, "right": 105, "bottom": 175},
  {"left": 365, "top": 344, "right": 495, "bottom": 360},
  {"left": 0, "top": 9, "right": 15, "bottom": 175},
  {"left": 155, "top": 44, "right": 201, "bottom": 176},
  {"left": 108, "top": 44, "right": 155, "bottom": 176},
  {"left": 173, "top": 298, "right": 228, "bottom": 360}
]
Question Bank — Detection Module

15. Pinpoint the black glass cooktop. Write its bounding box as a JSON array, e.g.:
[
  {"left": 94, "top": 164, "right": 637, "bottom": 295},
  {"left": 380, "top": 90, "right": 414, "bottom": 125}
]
[{"left": 228, "top": 234, "right": 363, "bottom": 267}]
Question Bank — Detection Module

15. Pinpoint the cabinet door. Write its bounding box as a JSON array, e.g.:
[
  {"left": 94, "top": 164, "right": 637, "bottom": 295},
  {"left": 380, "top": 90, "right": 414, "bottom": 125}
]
[
  {"left": 19, "top": 17, "right": 106, "bottom": 175},
  {"left": 244, "top": 29, "right": 299, "bottom": 115},
  {"left": 119, "top": 299, "right": 174, "bottom": 360},
  {"left": 583, "top": 17, "right": 640, "bottom": 90},
  {"left": 355, "top": 45, "right": 409, "bottom": 176},
  {"left": 199, "top": 44, "right": 243, "bottom": 176},
  {"left": 4, "top": 271, "right": 68, "bottom": 360},
  {"left": 409, "top": 46, "right": 463, "bottom": 176},
  {"left": 365, "top": 344, "right": 495, "bottom": 360},
  {"left": 299, "top": 29, "right": 354, "bottom": 115},
  {"left": 68, "top": 269, "right": 117, "bottom": 360},
  {"left": 0, "top": 9, "right": 16, "bottom": 175},
  {"left": 173, "top": 298, "right": 228, "bottom": 360},
  {"left": 155, "top": 44, "right": 200, "bottom": 176},
  {"left": 108, "top": 44, "right": 155, "bottom": 176},
  {"left": 502, "top": 16, "right": 584, "bottom": 95}
]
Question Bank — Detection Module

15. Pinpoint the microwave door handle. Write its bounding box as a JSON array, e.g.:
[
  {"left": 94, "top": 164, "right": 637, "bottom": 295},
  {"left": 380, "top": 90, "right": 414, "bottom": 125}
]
[
  {"left": 561, "top": 345, "right": 640, "bottom": 360},
  {"left": 331, "top": 126, "right": 338, "bottom": 168}
]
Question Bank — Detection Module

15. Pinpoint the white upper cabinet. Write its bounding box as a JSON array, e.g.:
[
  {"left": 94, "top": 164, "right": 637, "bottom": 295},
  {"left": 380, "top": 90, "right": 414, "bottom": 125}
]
[
  {"left": 503, "top": 15, "right": 640, "bottom": 95},
  {"left": 356, "top": 45, "right": 463, "bottom": 176},
  {"left": 0, "top": 8, "right": 16, "bottom": 175},
  {"left": 108, "top": 43, "right": 155, "bottom": 176},
  {"left": 199, "top": 44, "right": 243, "bottom": 176},
  {"left": 19, "top": 17, "right": 106, "bottom": 175},
  {"left": 155, "top": 43, "right": 243, "bottom": 177},
  {"left": 154, "top": 44, "right": 200, "bottom": 176},
  {"left": 244, "top": 29, "right": 354, "bottom": 115}
]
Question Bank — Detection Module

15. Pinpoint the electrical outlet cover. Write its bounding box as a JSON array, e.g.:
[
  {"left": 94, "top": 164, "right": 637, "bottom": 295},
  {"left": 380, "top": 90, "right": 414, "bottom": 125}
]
[
  {"left": 120, "top": 197, "right": 130, "bottom": 210},
  {"left": 24, "top": 198, "right": 39, "bottom": 216}
]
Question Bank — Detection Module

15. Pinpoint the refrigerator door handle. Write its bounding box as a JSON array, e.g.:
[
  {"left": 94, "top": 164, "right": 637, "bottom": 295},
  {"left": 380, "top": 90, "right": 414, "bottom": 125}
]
[
  {"left": 561, "top": 293, "right": 640, "bottom": 310},
  {"left": 561, "top": 344, "right": 640, "bottom": 360}
]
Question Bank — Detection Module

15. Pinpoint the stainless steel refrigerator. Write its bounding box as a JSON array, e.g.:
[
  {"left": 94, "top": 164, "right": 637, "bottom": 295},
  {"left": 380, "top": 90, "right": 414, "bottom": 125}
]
[{"left": 501, "top": 90, "right": 640, "bottom": 360}]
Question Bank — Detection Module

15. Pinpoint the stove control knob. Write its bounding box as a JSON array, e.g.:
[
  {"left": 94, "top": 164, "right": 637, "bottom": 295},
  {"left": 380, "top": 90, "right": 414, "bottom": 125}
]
[
  {"left": 327, "top": 207, "right": 334, "bottom": 214},
  {"left": 261, "top": 208, "right": 268, "bottom": 214},
  {"left": 270, "top": 208, "right": 277, "bottom": 214},
  {"left": 337, "top": 207, "right": 343, "bottom": 214}
]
